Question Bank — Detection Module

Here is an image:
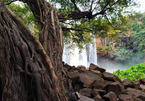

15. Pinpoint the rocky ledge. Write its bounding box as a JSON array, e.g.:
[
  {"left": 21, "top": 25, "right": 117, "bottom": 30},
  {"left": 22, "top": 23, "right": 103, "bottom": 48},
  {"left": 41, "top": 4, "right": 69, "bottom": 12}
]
[{"left": 63, "top": 63, "right": 145, "bottom": 101}]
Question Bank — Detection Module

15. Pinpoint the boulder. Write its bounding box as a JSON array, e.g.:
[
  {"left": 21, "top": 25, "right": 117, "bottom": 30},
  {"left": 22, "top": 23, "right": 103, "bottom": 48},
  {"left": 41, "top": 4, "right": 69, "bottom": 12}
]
[
  {"left": 68, "top": 71, "right": 80, "bottom": 79},
  {"left": 119, "top": 94, "right": 134, "bottom": 101},
  {"left": 134, "top": 80, "right": 141, "bottom": 89},
  {"left": 79, "top": 88, "right": 92, "bottom": 97},
  {"left": 140, "top": 79, "right": 145, "bottom": 84},
  {"left": 70, "top": 70, "right": 103, "bottom": 90},
  {"left": 66, "top": 92, "right": 80, "bottom": 101},
  {"left": 105, "top": 81, "right": 125, "bottom": 95},
  {"left": 103, "top": 72, "right": 121, "bottom": 82},
  {"left": 77, "top": 65, "right": 87, "bottom": 71},
  {"left": 89, "top": 63, "right": 106, "bottom": 73},
  {"left": 103, "top": 91, "right": 117, "bottom": 101},
  {"left": 93, "top": 94, "right": 102, "bottom": 101},
  {"left": 89, "top": 70, "right": 102, "bottom": 77},
  {"left": 92, "top": 89, "right": 106, "bottom": 97},
  {"left": 94, "top": 98, "right": 105, "bottom": 101},
  {"left": 134, "top": 98, "right": 143, "bottom": 101},
  {"left": 79, "top": 71, "right": 103, "bottom": 87},
  {"left": 78, "top": 95, "right": 95, "bottom": 101},
  {"left": 140, "top": 84, "right": 145, "bottom": 92},
  {"left": 64, "top": 63, "right": 145, "bottom": 101},
  {"left": 122, "top": 79, "right": 134, "bottom": 88},
  {"left": 127, "top": 88, "right": 145, "bottom": 101},
  {"left": 91, "top": 78, "right": 106, "bottom": 89}
]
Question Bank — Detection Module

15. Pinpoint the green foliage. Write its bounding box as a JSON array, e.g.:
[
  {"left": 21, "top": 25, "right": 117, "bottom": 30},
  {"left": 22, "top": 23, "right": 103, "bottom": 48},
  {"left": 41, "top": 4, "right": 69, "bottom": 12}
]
[
  {"left": 110, "top": 13, "right": 145, "bottom": 63},
  {"left": 50, "top": 0, "right": 134, "bottom": 14},
  {"left": 133, "top": 30, "right": 145, "bottom": 51},
  {"left": 5, "top": 2, "right": 40, "bottom": 37},
  {"left": 4, "top": 0, "right": 136, "bottom": 48},
  {"left": 113, "top": 63, "right": 145, "bottom": 81},
  {"left": 51, "top": 0, "right": 135, "bottom": 47},
  {"left": 111, "top": 48, "right": 134, "bottom": 62},
  {"left": 132, "top": 21, "right": 141, "bottom": 32}
]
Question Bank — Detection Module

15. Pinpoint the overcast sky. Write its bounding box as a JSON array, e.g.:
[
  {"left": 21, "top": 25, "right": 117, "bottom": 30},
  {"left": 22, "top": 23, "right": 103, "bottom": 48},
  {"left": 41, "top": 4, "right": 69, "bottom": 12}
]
[{"left": 132, "top": 0, "right": 145, "bottom": 13}]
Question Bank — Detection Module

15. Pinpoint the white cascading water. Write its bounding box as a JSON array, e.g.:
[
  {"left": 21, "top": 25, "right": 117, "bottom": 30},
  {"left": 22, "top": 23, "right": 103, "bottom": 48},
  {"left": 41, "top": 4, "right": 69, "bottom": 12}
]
[{"left": 63, "top": 38, "right": 97, "bottom": 67}]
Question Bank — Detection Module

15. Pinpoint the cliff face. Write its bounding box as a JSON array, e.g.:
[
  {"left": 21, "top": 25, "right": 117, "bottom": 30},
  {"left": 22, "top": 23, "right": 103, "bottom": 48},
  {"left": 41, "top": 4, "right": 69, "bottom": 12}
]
[{"left": 96, "top": 36, "right": 144, "bottom": 65}]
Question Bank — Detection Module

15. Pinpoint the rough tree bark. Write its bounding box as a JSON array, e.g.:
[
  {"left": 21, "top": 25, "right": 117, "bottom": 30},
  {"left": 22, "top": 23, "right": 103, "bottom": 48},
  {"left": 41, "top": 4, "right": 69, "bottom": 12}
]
[
  {"left": 0, "top": 1, "right": 67, "bottom": 101},
  {"left": 21, "top": 0, "right": 67, "bottom": 96},
  {"left": 21, "top": 0, "right": 63, "bottom": 73}
]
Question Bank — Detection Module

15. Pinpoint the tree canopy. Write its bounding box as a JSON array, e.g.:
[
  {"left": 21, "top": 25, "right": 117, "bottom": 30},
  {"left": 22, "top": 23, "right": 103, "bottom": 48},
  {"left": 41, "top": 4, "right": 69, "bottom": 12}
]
[{"left": 3, "top": 0, "right": 136, "bottom": 48}]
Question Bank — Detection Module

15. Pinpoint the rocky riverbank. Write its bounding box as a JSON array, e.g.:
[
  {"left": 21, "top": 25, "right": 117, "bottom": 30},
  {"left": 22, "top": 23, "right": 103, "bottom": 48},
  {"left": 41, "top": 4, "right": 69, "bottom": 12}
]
[{"left": 63, "top": 63, "right": 145, "bottom": 101}]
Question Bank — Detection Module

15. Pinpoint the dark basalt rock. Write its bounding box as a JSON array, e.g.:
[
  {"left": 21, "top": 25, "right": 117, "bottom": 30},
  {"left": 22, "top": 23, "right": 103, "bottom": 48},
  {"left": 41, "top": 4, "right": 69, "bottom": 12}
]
[
  {"left": 79, "top": 88, "right": 92, "bottom": 97},
  {"left": 89, "top": 63, "right": 106, "bottom": 73},
  {"left": 105, "top": 81, "right": 125, "bottom": 95},
  {"left": 103, "top": 72, "right": 121, "bottom": 82},
  {"left": 122, "top": 79, "right": 135, "bottom": 88},
  {"left": 91, "top": 78, "right": 106, "bottom": 89},
  {"left": 78, "top": 95, "right": 95, "bottom": 101},
  {"left": 103, "top": 91, "right": 117, "bottom": 101},
  {"left": 119, "top": 94, "right": 134, "bottom": 101},
  {"left": 92, "top": 89, "right": 106, "bottom": 97},
  {"left": 140, "top": 84, "right": 145, "bottom": 92},
  {"left": 63, "top": 64, "right": 145, "bottom": 101},
  {"left": 126, "top": 88, "right": 145, "bottom": 101}
]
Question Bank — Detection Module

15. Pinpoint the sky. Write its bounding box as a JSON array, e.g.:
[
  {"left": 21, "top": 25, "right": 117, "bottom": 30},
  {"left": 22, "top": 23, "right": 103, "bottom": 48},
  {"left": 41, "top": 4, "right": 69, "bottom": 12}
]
[{"left": 132, "top": 0, "right": 145, "bottom": 13}]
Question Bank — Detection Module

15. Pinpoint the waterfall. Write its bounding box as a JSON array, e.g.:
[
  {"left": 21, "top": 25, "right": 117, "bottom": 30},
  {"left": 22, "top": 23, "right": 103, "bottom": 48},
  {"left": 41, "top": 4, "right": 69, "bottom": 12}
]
[
  {"left": 86, "top": 38, "right": 97, "bottom": 66},
  {"left": 63, "top": 38, "right": 97, "bottom": 67}
]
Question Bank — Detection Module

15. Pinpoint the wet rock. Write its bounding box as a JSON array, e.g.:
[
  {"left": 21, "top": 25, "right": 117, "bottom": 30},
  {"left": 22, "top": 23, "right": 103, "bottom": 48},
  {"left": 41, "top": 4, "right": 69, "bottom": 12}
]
[
  {"left": 105, "top": 81, "right": 125, "bottom": 95},
  {"left": 119, "top": 94, "right": 134, "bottom": 101},
  {"left": 103, "top": 72, "right": 121, "bottom": 82},
  {"left": 122, "top": 79, "right": 134, "bottom": 88},
  {"left": 89, "top": 63, "right": 105, "bottom": 73},
  {"left": 127, "top": 88, "right": 145, "bottom": 101},
  {"left": 103, "top": 91, "right": 117, "bottom": 101},
  {"left": 79, "top": 88, "right": 92, "bottom": 97}
]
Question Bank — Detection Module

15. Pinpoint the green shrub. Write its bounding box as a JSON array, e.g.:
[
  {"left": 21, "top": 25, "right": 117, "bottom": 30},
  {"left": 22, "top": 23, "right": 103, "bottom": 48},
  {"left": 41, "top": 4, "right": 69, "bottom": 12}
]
[
  {"left": 110, "top": 48, "right": 134, "bottom": 63},
  {"left": 113, "top": 63, "right": 145, "bottom": 81}
]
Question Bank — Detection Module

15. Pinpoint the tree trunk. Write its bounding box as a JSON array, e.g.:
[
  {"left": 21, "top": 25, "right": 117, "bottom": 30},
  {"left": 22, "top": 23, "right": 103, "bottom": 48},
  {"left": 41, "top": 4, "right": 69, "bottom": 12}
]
[
  {"left": 21, "top": 0, "right": 67, "bottom": 97},
  {"left": 21, "top": 0, "right": 63, "bottom": 73},
  {"left": 0, "top": 1, "right": 67, "bottom": 101}
]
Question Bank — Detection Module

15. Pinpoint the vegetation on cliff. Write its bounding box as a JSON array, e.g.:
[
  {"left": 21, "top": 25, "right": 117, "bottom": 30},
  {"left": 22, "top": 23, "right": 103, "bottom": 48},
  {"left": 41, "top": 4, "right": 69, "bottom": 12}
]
[{"left": 114, "top": 63, "right": 145, "bottom": 81}]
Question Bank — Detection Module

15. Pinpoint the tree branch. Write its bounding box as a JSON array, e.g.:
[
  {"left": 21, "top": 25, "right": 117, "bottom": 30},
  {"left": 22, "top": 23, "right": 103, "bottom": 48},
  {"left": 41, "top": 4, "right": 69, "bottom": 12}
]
[
  {"left": 92, "top": 0, "right": 110, "bottom": 18},
  {"left": 58, "top": 0, "right": 121, "bottom": 22},
  {"left": 71, "top": 0, "right": 81, "bottom": 12},
  {"left": 89, "top": 0, "right": 95, "bottom": 11},
  {"left": 62, "top": 27, "right": 93, "bottom": 32},
  {"left": 5, "top": 0, "right": 18, "bottom": 5},
  {"left": 104, "top": 14, "right": 115, "bottom": 29}
]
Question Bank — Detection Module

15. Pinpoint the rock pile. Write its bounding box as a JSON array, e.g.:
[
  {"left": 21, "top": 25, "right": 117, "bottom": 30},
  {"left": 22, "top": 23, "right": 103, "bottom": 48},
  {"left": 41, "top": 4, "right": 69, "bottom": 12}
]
[{"left": 63, "top": 63, "right": 145, "bottom": 101}]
